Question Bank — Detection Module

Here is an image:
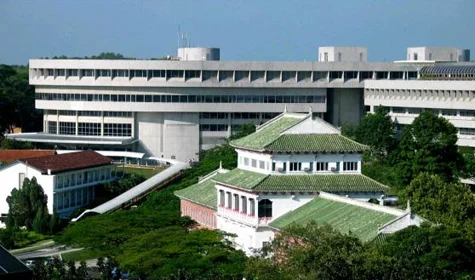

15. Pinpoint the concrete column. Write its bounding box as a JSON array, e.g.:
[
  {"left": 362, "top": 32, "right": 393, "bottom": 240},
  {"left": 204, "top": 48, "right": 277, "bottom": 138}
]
[{"left": 75, "top": 112, "right": 79, "bottom": 136}]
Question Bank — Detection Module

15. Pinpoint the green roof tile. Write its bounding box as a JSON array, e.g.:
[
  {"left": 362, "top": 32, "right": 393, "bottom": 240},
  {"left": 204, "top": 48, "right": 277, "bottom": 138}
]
[
  {"left": 212, "top": 168, "right": 389, "bottom": 193},
  {"left": 264, "top": 134, "right": 368, "bottom": 153},
  {"left": 256, "top": 174, "right": 389, "bottom": 192},
  {"left": 174, "top": 178, "right": 217, "bottom": 210},
  {"left": 213, "top": 169, "right": 268, "bottom": 190},
  {"left": 270, "top": 197, "right": 398, "bottom": 241},
  {"left": 230, "top": 115, "right": 305, "bottom": 150}
]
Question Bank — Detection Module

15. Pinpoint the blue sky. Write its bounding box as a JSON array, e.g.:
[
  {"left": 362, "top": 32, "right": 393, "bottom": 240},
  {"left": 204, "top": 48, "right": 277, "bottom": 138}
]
[{"left": 1, "top": 0, "right": 474, "bottom": 65}]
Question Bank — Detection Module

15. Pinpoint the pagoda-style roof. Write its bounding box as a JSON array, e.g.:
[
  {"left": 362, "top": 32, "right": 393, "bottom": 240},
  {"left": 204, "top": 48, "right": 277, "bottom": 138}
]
[
  {"left": 230, "top": 113, "right": 368, "bottom": 153},
  {"left": 269, "top": 196, "right": 399, "bottom": 241},
  {"left": 212, "top": 168, "right": 389, "bottom": 193}
]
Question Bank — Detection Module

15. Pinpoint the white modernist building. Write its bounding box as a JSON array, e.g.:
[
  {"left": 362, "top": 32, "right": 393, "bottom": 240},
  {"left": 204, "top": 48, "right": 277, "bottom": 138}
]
[
  {"left": 8, "top": 45, "right": 474, "bottom": 162},
  {"left": 175, "top": 111, "right": 423, "bottom": 255},
  {"left": 0, "top": 150, "right": 116, "bottom": 227}
]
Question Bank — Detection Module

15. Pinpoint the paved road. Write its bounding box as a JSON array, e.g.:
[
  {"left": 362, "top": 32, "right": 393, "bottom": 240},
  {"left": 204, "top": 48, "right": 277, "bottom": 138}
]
[{"left": 13, "top": 246, "right": 83, "bottom": 260}]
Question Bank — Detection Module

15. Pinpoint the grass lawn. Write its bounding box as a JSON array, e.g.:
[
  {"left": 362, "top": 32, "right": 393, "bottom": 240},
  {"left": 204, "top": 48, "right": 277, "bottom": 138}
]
[
  {"left": 61, "top": 248, "right": 103, "bottom": 262},
  {"left": 122, "top": 166, "right": 165, "bottom": 179}
]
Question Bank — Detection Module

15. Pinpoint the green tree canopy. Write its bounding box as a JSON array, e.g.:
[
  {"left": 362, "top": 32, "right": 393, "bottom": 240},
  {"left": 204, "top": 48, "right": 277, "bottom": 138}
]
[
  {"left": 6, "top": 177, "right": 49, "bottom": 232},
  {"left": 117, "top": 227, "right": 247, "bottom": 279},
  {"left": 246, "top": 222, "right": 364, "bottom": 280},
  {"left": 405, "top": 173, "right": 475, "bottom": 239},
  {"left": 355, "top": 107, "right": 395, "bottom": 158},
  {"left": 396, "top": 110, "right": 461, "bottom": 185},
  {"left": 361, "top": 225, "right": 475, "bottom": 279}
]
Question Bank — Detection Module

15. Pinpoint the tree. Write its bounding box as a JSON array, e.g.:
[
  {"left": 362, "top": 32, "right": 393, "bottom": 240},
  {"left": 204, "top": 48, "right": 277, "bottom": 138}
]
[
  {"left": 6, "top": 177, "right": 49, "bottom": 232},
  {"left": 116, "top": 227, "right": 247, "bottom": 279},
  {"left": 228, "top": 123, "right": 256, "bottom": 140},
  {"left": 0, "top": 65, "right": 42, "bottom": 135},
  {"left": 341, "top": 122, "right": 358, "bottom": 140},
  {"left": 405, "top": 173, "right": 475, "bottom": 239},
  {"left": 355, "top": 107, "right": 395, "bottom": 158},
  {"left": 246, "top": 222, "right": 364, "bottom": 280},
  {"left": 396, "top": 110, "right": 461, "bottom": 185},
  {"left": 361, "top": 225, "right": 475, "bottom": 279}
]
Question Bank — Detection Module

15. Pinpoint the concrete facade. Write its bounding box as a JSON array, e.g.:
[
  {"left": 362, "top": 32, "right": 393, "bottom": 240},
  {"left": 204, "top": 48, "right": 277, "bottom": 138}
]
[
  {"left": 18, "top": 45, "right": 474, "bottom": 161},
  {"left": 406, "top": 47, "right": 470, "bottom": 62}
]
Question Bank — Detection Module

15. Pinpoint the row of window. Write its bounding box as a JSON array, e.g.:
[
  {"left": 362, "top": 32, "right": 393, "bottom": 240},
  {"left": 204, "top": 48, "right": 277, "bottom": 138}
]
[
  {"left": 47, "top": 110, "right": 133, "bottom": 118},
  {"left": 36, "top": 92, "right": 326, "bottom": 104},
  {"left": 366, "top": 88, "right": 475, "bottom": 100},
  {"left": 48, "top": 121, "right": 132, "bottom": 137},
  {"left": 36, "top": 68, "right": 417, "bottom": 82},
  {"left": 54, "top": 186, "right": 93, "bottom": 210},
  {"left": 199, "top": 112, "right": 280, "bottom": 120},
  {"left": 218, "top": 190, "right": 256, "bottom": 216},
  {"left": 387, "top": 107, "right": 475, "bottom": 117},
  {"left": 240, "top": 156, "right": 359, "bottom": 172},
  {"left": 55, "top": 168, "right": 112, "bottom": 190},
  {"left": 459, "top": 128, "right": 475, "bottom": 136}
]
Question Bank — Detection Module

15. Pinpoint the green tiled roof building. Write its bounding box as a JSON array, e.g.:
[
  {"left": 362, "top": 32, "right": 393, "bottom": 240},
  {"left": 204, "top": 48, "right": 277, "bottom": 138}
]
[{"left": 175, "top": 109, "right": 423, "bottom": 255}]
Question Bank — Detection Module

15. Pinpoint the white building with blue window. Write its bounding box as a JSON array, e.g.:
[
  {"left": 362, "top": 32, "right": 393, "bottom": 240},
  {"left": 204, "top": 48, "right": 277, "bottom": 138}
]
[{"left": 0, "top": 150, "right": 117, "bottom": 227}]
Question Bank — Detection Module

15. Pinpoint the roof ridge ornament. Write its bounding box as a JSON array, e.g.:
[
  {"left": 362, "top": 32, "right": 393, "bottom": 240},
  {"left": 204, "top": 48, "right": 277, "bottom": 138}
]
[
  {"left": 284, "top": 105, "right": 288, "bottom": 113},
  {"left": 219, "top": 161, "right": 223, "bottom": 170},
  {"left": 308, "top": 106, "right": 313, "bottom": 115}
]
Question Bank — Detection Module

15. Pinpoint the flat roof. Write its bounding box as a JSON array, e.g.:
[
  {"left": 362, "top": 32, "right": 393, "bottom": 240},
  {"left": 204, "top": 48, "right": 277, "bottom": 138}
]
[{"left": 6, "top": 133, "right": 137, "bottom": 145}]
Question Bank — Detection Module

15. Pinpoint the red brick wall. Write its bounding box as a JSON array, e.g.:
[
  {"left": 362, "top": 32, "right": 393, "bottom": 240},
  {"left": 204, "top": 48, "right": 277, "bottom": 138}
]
[{"left": 180, "top": 200, "right": 216, "bottom": 229}]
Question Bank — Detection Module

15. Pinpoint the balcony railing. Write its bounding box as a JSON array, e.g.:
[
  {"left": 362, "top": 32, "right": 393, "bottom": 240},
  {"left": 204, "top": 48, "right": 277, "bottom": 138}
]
[{"left": 218, "top": 206, "right": 257, "bottom": 225}]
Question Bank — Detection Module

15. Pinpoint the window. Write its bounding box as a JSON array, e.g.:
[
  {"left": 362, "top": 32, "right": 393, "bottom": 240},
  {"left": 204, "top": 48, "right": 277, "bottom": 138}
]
[
  {"left": 258, "top": 199, "right": 272, "bottom": 218},
  {"left": 103, "top": 123, "right": 132, "bottom": 137},
  {"left": 392, "top": 107, "right": 406, "bottom": 114},
  {"left": 249, "top": 199, "right": 255, "bottom": 216},
  {"left": 244, "top": 158, "right": 249, "bottom": 166},
  {"left": 338, "top": 52, "right": 342, "bottom": 62},
  {"left": 360, "top": 53, "right": 363, "bottom": 62},
  {"left": 316, "top": 162, "right": 328, "bottom": 171},
  {"left": 241, "top": 196, "right": 247, "bottom": 214},
  {"left": 459, "top": 128, "right": 475, "bottom": 136},
  {"left": 19, "top": 173, "right": 25, "bottom": 188},
  {"left": 324, "top": 52, "right": 328, "bottom": 62},
  {"left": 251, "top": 159, "right": 257, "bottom": 168},
  {"left": 56, "top": 176, "right": 63, "bottom": 189},
  {"left": 151, "top": 70, "right": 165, "bottom": 78},
  {"left": 81, "top": 69, "right": 94, "bottom": 77},
  {"left": 97, "top": 69, "right": 111, "bottom": 77},
  {"left": 460, "top": 110, "right": 475, "bottom": 117},
  {"left": 343, "top": 162, "right": 358, "bottom": 171},
  {"left": 59, "top": 122, "right": 75, "bottom": 135},
  {"left": 259, "top": 160, "right": 265, "bottom": 169},
  {"left": 441, "top": 110, "right": 457, "bottom": 117},
  {"left": 408, "top": 108, "right": 421, "bottom": 115},
  {"left": 48, "top": 121, "right": 57, "bottom": 134},
  {"left": 167, "top": 70, "right": 184, "bottom": 78},
  {"left": 233, "top": 194, "right": 239, "bottom": 211},
  {"left": 289, "top": 162, "right": 302, "bottom": 172},
  {"left": 78, "top": 123, "right": 101, "bottom": 136},
  {"left": 185, "top": 70, "right": 200, "bottom": 79},
  {"left": 226, "top": 192, "right": 232, "bottom": 208},
  {"left": 413, "top": 53, "right": 418, "bottom": 61},
  {"left": 67, "top": 69, "right": 78, "bottom": 77},
  {"left": 267, "top": 71, "right": 280, "bottom": 81},
  {"left": 112, "top": 70, "right": 127, "bottom": 78},
  {"left": 131, "top": 70, "right": 147, "bottom": 78},
  {"left": 219, "top": 190, "right": 225, "bottom": 207}
]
